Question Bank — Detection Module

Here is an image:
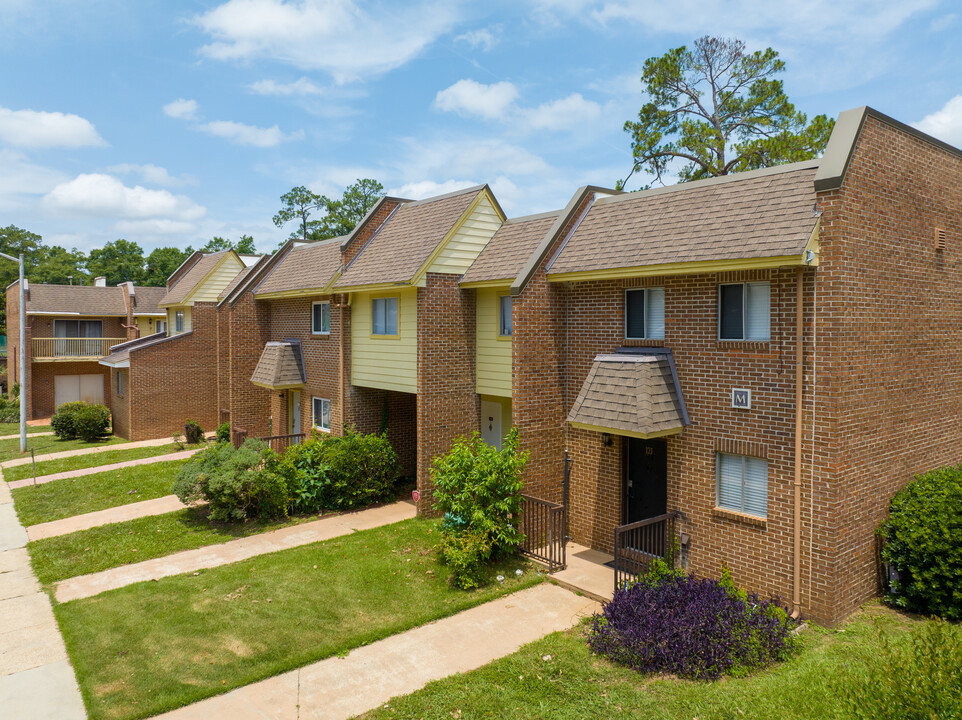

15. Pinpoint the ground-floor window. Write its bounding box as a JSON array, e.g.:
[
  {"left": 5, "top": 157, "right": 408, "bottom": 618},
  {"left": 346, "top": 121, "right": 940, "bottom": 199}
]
[
  {"left": 117, "top": 371, "right": 126, "bottom": 396},
  {"left": 716, "top": 452, "right": 767, "bottom": 518},
  {"left": 312, "top": 397, "right": 331, "bottom": 432}
]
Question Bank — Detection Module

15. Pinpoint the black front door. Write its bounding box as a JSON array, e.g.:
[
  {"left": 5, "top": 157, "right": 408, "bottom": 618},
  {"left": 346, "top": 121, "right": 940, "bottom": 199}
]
[{"left": 624, "top": 437, "right": 668, "bottom": 524}]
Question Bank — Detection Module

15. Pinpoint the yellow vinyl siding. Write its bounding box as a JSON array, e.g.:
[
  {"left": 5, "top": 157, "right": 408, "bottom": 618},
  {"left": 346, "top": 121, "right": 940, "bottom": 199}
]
[
  {"left": 476, "top": 287, "right": 512, "bottom": 397},
  {"left": 427, "top": 194, "right": 503, "bottom": 275},
  {"left": 167, "top": 306, "right": 191, "bottom": 335},
  {"left": 135, "top": 317, "right": 154, "bottom": 337},
  {"left": 351, "top": 289, "right": 417, "bottom": 393},
  {"left": 187, "top": 254, "right": 245, "bottom": 303}
]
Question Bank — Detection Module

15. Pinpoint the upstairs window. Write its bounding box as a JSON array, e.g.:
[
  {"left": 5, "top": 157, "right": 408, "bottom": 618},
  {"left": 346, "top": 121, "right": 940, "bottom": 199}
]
[
  {"left": 625, "top": 287, "right": 665, "bottom": 340},
  {"left": 175, "top": 311, "right": 184, "bottom": 333},
  {"left": 117, "top": 371, "right": 125, "bottom": 396},
  {"left": 719, "top": 282, "right": 770, "bottom": 341},
  {"left": 372, "top": 297, "right": 399, "bottom": 336},
  {"left": 498, "top": 295, "right": 512, "bottom": 337},
  {"left": 716, "top": 453, "right": 768, "bottom": 518},
  {"left": 312, "top": 301, "right": 330, "bottom": 335}
]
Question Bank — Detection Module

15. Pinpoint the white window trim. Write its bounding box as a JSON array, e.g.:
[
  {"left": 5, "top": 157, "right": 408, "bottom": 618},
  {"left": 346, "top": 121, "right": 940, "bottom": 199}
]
[
  {"left": 717, "top": 282, "right": 770, "bottom": 342},
  {"left": 175, "top": 311, "right": 184, "bottom": 333},
  {"left": 312, "top": 300, "right": 331, "bottom": 335},
  {"left": 312, "top": 396, "right": 331, "bottom": 432},
  {"left": 715, "top": 452, "right": 768, "bottom": 519},
  {"left": 371, "top": 296, "right": 399, "bottom": 337},
  {"left": 623, "top": 287, "right": 665, "bottom": 340},
  {"left": 498, "top": 294, "right": 512, "bottom": 337}
]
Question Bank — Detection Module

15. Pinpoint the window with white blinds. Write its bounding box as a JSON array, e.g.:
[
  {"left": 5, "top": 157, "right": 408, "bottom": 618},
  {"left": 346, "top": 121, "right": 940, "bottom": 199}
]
[
  {"left": 625, "top": 287, "right": 665, "bottom": 340},
  {"left": 718, "top": 282, "right": 770, "bottom": 341},
  {"left": 716, "top": 452, "right": 768, "bottom": 518}
]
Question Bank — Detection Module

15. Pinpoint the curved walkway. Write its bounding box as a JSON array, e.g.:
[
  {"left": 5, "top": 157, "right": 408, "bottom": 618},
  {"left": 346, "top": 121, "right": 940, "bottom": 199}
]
[{"left": 9, "top": 448, "right": 202, "bottom": 490}]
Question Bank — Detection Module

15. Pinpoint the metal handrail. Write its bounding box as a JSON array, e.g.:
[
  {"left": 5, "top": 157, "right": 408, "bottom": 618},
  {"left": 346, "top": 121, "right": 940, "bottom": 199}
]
[
  {"left": 31, "top": 337, "right": 126, "bottom": 359},
  {"left": 519, "top": 494, "right": 567, "bottom": 571},
  {"left": 612, "top": 510, "right": 681, "bottom": 591}
]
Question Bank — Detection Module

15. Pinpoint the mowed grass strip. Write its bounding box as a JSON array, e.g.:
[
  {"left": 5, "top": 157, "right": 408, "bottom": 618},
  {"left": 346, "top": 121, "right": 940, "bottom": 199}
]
[
  {"left": 2, "top": 441, "right": 204, "bottom": 483},
  {"left": 0, "top": 433, "right": 127, "bottom": 465},
  {"left": 12, "top": 458, "right": 189, "bottom": 527},
  {"left": 0, "top": 422, "right": 52, "bottom": 435},
  {"left": 54, "top": 518, "right": 540, "bottom": 720},
  {"left": 361, "top": 604, "right": 932, "bottom": 720},
  {"left": 29, "top": 505, "right": 299, "bottom": 584}
]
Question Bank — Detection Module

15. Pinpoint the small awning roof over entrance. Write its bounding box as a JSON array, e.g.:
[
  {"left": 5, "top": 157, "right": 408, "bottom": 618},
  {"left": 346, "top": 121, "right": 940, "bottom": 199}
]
[
  {"left": 567, "top": 350, "right": 689, "bottom": 439},
  {"left": 251, "top": 341, "right": 306, "bottom": 390}
]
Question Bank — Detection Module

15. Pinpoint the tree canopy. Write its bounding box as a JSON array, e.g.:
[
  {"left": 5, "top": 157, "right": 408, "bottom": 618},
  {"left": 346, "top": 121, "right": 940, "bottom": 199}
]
[
  {"left": 273, "top": 178, "right": 385, "bottom": 243},
  {"left": 144, "top": 246, "right": 194, "bottom": 286},
  {"left": 87, "top": 239, "right": 146, "bottom": 286},
  {"left": 201, "top": 234, "right": 256, "bottom": 254},
  {"left": 621, "top": 36, "right": 834, "bottom": 189}
]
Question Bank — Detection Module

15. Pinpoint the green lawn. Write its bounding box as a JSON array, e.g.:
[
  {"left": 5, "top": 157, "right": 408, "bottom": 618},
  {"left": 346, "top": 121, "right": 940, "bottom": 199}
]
[
  {"left": 2, "top": 442, "right": 204, "bottom": 483},
  {"left": 12, "top": 458, "right": 189, "bottom": 527},
  {"left": 29, "top": 505, "right": 302, "bottom": 584},
  {"left": 0, "top": 433, "right": 127, "bottom": 465},
  {"left": 0, "top": 422, "right": 52, "bottom": 435},
  {"left": 54, "top": 518, "right": 540, "bottom": 720},
  {"left": 361, "top": 603, "right": 929, "bottom": 720}
]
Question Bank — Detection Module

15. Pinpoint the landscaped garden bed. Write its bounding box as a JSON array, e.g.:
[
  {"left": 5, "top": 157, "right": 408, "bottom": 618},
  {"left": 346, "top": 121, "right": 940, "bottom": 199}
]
[{"left": 55, "top": 518, "right": 540, "bottom": 720}]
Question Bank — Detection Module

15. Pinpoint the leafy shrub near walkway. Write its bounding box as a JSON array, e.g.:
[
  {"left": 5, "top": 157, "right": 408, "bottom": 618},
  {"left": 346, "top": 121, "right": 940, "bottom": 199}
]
[
  {"left": 0, "top": 393, "right": 19, "bottom": 423},
  {"left": 51, "top": 401, "right": 111, "bottom": 441},
  {"left": 432, "top": 427, "right": 527, "bottom": 589},
  {"left": 879, "top": 464, "right": 962, "bottom": 620},
  {"left": 173, "top": 439, "right": 289, "bottom": 522},
  {"left": 587, "top": 567, "right": 797, "bottom": 680}
]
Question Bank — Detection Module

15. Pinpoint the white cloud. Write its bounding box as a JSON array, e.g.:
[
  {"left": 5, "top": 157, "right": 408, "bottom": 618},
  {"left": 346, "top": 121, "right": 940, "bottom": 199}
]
[
  {"left": 389, "top": 179, "right": 479, "bottom": 200},
  {"left": 200, "top": 120, "right": 303, "bottom": 147},
  {"left": 163, "top": 98, "right": 199, "bottom": 120},
  {"left": 454, "top": 27, "right": 498, "bottom": 51},
  {"left": 522, "top": 93, "right": 602, "bottom": 131},
  {"left": 0, "top": 106, "right": 106, "bottom": 148},
  {"left": 43, "top": 173, "right": 207, "bottom": 222},
  {"left": 113, "top": 219, "right": 202, "bottom": 235},
  {"left": 434, "top": 79, "right": 519, "bottom": 120},
  {"left": 930, "top": 13, "right": 957, "bottom": 31},
  {"left": 0, "top": 150, "right": 67, "bottom": 196},
  {"left": 193, "top": 0, "right": 459, "bottom": 82},
  {"left": 914, "top": 96, "right": 962, "bottom": 148},
  {"left": 107, "top": 163, "right": 196, "bottom": 187},
  {"left": 249, "top": 77, "right": 326, "bottom": 96}
]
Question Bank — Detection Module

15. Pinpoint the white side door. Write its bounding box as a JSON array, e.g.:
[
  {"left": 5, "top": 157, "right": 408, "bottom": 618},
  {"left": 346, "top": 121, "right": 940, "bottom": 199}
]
[
  {"left": 480, "top": 399, "right": 503, "bottom": 450},
  {"left": 289, "top": 390, "right": 301, "bottom": 435}
]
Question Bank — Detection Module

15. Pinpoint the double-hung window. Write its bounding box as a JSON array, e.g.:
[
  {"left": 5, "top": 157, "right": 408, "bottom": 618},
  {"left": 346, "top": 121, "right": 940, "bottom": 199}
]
[
  {"left": 312, "top": 301, "right": 330, "bottom": 335},
  {"left": 175, "top": 311, "right": 184, "bottom": 333},
  {"left": 312, "top": 397, "right": 331, "bottom": 432},
  {"left": 716, "top": 453, "right": 768, "bottom": 518},
  {"left": 372, "top": 297, "right": 398, "bottom": 336},
  {"left": 718, "top": 282, "right": 770, "bottom": 341},
  {"left": 624, "top": 287, "right": 665, "bottom": 340},
  {"left": 498, "top": 295, "right": 512, "bottom": 337}
]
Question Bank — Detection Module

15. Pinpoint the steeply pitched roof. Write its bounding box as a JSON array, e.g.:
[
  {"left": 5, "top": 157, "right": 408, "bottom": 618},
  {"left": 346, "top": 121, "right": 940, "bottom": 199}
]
[
  {"left": 159, "top": 251, "right": 234, "bottom": 306},
  {"left": 218, "top": 264, "right": 256, "bottom": 300},
  {"left": 251, "top": 342, "right": 306, "bottom": 389},
  {"left": 567, "top": 352, "right": 688, "bottom": 438},
  {"left": 461, "top": 211, "right": 559, "bottom": 286},
  {"left": 25, "top": 285, "right": 127, "bottom": 316},
  {"left": 547, "top": 162, "right": 820, "bottom": 278},
  {"left": 253, "top": 238, "right": 343, "bottom": 296},
  {"left": 130, "top": 286, "right": 167, "bottom": 315},
  {"left": 333, "top": 186, "right": 485, "bottom": 289}
]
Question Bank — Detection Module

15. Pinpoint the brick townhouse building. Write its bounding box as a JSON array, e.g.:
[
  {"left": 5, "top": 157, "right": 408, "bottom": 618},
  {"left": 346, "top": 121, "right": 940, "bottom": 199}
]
[
  {"left": 6, "top": 277, "right": 165, "bottom": 419},
  {"left": 495, "top": 106, "right": 962, "bottom": 624}
]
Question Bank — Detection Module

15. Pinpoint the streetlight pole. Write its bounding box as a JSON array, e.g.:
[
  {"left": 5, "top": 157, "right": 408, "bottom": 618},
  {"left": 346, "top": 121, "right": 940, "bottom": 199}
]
[{"left": 0, "top": 251, "right": 26, "bottom": 452}]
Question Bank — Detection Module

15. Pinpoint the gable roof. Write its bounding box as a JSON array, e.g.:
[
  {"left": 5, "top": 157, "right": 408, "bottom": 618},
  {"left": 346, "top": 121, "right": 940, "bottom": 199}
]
[
  {"left": 461, "top": 211, "right": 560, "bottom": 287},
  {"left": 129, "top": 286, "right": 167, "bottom": 315},
  {"left": 547, "top": 162, "right": 820, "bottom": 279},
  {"left": 333, "top": 185, "right": 489, "bottom": 290},
  {"left": 159, "top": 250, "right": 238, "bottom": 306},
  {"left": 24, "top": 285, "right": 128, "bottom": 316},
  {"left": 218, "top": 264, "right": 257, "bottom": 301},
  {"left": 253, "top": 237, "right": 343, "bottom": 297}
]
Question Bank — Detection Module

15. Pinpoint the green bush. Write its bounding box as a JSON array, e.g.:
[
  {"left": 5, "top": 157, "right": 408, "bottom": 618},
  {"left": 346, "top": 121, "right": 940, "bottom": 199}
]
[
  {"left": 0, "top": 392, "right": 19, "bottom": 423},
  {"left": 879, "top": 465, "right": 962, "bottom": 620},
  {"left": 184, "top": 419, "right": 204, "bottom": 444},
  {"left": 51, "top": 401, "right": 91, "bottom": 440},
  {"left": 73, "top": 403, "right": 111, "bottom": 441},
  {"left": 281, "top": 436, "right": 331, "bottom": 513},
  {"left": 318, "top": 428, "right": 400, "bottom": 510},
  {"left": 172, "top": 439, "right": 289, "bottom": 522},
  {"left": 216, "top": 422, "right": 231, "bottom": 444},
  {"left": 841, "top": 620, "right": 962, "bottom": 720},
  {"left": 432, "top": 427, "right": 527, "bottom": 589}
]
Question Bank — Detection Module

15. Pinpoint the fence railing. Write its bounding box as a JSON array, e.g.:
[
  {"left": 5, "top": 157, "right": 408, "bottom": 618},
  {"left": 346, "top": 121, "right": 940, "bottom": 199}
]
[
  {"left": 519, "top": 494, "right": 567, "bottom": 572},
  {"left": 32, "top": 337, "right": 126, "bottom": 360},
  {"left": 612, "top": 511, "right": 681, "bottom": 591},
  {"left": 230, "top": 427, "right": 305, "bottom": 453}
]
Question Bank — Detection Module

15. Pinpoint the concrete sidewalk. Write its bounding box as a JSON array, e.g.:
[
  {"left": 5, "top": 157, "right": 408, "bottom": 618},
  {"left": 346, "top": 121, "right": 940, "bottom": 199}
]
[
  {"left": 8, "top": 448, "right": 201, "bottom": 490},
  {"left": 157, "top": 582, "right": 598, "bottom": 720},
  {"left": 2, "top": 433, "right": 215, "bottom": 469},
  {"left": 27, "top": 495, "right": 192, "bottom": 541},
  {"left": 0, "top": 431, "right": 54, "bottom": 441},
  {"left": 0, "top": 472, "right": 86, "bottom": 719},
  {"left": 55, "top": 501, "right": 416, "bottom": 603}
]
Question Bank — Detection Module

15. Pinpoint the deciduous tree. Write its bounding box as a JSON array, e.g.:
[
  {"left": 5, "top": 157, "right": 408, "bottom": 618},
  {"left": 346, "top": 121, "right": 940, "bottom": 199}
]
[
  {"left": 87, "top": 239, "right": 145, "bottom": 286},
  {"left": 144, "top": 246, "right": 194, "bottom": 286}
]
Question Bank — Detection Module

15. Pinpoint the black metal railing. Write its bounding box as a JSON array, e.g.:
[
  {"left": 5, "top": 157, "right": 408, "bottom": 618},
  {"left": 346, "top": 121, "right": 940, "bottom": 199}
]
[
  {"left": 612, "top": 511, "right": 681, "bottom": 590},
  {"left": 519, "top": 494, "right": 567, "bottom": 571}
]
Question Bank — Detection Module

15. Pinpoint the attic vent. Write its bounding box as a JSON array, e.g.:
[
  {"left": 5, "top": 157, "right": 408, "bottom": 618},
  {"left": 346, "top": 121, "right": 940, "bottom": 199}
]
[{"left": 936, "top": 227, "right": 947, "bottom": 251}]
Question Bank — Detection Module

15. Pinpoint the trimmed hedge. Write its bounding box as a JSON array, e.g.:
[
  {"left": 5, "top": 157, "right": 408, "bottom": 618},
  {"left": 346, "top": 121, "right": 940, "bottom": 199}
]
[{"left": 51, "top": 401, "right": 111, "bottom": 441}]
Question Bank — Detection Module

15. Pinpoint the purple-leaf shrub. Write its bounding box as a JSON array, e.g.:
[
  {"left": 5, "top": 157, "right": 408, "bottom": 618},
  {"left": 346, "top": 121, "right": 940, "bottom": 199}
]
[{"left": 586, "top": 573, "right": 797, "bottom": 680}]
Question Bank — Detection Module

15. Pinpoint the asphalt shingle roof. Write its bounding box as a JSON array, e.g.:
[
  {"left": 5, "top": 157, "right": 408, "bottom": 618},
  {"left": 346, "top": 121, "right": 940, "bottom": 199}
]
[
  {"left": 25, "top": 285, "right": 127, "bottom": 316},
  {"left": 251, "top": 342, "right": 306, "bottom": 389},
  {"left": 461, "top": 212, "right": 559, "bottom": 285},
  {"left": 254, "top": 239, "right": 342, "bottom": 296},
  {"left": 159, "top": 251, "right": 232, "bottom": 306},
  {"left": 130, "top": 286, "right": 167, "bottom": 315}
]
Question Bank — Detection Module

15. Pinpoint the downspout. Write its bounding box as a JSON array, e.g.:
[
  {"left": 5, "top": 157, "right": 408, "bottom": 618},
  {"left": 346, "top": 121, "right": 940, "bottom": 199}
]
[{"left": 792, "top": 267, "right": 804, "bottom": 618}]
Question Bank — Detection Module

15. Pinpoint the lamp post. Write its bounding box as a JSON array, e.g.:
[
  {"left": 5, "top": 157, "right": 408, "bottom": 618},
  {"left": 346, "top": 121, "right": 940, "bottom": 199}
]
[{"left": 0, "top": 251, "right": 26, "bottom": 453}]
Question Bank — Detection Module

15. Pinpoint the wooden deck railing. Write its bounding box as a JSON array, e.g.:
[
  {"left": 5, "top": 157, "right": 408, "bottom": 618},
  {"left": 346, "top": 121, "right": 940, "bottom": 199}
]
[
  {"left": 31, "top": 337, "right": 126, "bottom": 360},
  {"left": 612, "top": 511, "right": 681, "bottom": 591}
]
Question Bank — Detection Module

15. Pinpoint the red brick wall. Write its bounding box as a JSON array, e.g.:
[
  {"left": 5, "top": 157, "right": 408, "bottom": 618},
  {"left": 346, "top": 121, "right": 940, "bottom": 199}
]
[
  {"left": 812, "top": 115, "right": 962, "bottom": 624},
  {"left": 30, "top": 360, "right": 113, "bottom": 419},
  {"left": 224, "top": 293, "right": 273, "bottom": 439},
  {"left": 415, "top": 273, "right": 479, "bottom": 513}
]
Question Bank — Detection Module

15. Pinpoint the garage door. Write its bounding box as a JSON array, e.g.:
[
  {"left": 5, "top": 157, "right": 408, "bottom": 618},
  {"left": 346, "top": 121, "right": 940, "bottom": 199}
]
[{"left": 54, "top": 374, "right": 105, "bottom": 408}]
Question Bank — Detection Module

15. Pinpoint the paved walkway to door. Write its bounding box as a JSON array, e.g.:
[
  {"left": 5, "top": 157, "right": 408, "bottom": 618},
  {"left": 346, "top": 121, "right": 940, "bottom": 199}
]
[
  {"left": 55, "top": 500, "right": 416, "bottom": 603},
  {"left": 2, "top": 433, "right": 215, "bottom": 469},
  {"left": 156, "top": 582, "right": 598, "bottom": 720},
  {"left": 27, "top": 494, "right": 195, "bottom": 541},
  {"left": 8, "top": 448, "right": 202, "bottom": 489}
]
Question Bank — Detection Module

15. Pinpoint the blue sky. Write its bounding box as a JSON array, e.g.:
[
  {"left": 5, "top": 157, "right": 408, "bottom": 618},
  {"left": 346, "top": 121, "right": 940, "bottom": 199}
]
[{"left": 1, "top": 0, "right": 960, "bottom": 256}]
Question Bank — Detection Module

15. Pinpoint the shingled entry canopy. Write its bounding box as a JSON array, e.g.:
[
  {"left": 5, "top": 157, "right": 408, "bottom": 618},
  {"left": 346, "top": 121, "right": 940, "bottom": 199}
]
[{"left": 251, "top": 341, "right": 306, "bottom": 390}]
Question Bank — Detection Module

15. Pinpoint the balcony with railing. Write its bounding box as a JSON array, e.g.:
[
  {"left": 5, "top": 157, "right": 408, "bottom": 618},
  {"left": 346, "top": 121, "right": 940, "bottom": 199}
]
[{"left": 31, "top": 337, "right": 127, "bottom": 361}]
